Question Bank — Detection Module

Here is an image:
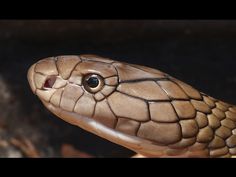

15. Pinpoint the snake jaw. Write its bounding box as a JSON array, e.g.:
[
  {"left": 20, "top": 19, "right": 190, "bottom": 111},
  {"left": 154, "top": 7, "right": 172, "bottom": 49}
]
[{"left": 41, "top": 100, "right": 174, "bottom": 157}]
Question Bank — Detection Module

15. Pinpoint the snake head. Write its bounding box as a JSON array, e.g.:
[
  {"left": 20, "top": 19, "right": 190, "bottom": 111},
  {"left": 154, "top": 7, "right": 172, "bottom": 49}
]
[{"left": 28, "top": 54, "right": 219, "bottom": 157}]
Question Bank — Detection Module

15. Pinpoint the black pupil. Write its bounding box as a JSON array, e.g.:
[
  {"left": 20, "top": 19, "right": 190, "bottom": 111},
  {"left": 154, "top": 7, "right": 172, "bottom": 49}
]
[{"left": 86, "top": 77, "right": 99, "bottom": 88}]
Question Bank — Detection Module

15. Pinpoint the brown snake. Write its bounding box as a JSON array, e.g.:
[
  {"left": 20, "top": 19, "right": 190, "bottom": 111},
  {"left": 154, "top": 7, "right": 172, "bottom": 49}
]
[{"left": 27, "top": 55, "right": 236, "bottom": 157}]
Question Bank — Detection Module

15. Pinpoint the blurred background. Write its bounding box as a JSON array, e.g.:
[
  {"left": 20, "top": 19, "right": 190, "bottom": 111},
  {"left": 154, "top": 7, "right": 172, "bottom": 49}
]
[{"left": 0, "top": 20, "right": 236, "bottom": 157}]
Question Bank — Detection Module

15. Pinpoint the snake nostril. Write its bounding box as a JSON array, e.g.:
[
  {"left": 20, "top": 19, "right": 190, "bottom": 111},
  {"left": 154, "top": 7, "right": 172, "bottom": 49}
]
[{"left": 43, "top": 76, "right": 57, "bottom": 89}]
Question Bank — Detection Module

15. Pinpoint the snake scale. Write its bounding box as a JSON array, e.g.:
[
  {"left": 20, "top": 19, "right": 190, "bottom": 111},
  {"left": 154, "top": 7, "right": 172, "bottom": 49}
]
[{"left": 27, "top": 55, "right": 236, "bottom": 157}]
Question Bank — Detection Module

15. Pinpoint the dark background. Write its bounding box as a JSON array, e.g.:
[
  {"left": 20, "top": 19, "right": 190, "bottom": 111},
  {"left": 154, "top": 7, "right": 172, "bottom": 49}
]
[{"left": 0, "top": 20, "right": 236, "bottom": 157}]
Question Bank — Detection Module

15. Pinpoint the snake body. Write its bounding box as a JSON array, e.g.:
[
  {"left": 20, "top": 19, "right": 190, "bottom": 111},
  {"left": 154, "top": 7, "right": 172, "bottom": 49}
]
[{"left": 27, "top": 55, "right": 236, "bottom": 157}]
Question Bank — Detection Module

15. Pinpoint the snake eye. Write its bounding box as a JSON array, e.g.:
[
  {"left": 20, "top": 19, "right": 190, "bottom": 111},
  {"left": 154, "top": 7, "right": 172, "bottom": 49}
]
[{"left": 82, "top": 74, "right": 104, "bottom": 93}]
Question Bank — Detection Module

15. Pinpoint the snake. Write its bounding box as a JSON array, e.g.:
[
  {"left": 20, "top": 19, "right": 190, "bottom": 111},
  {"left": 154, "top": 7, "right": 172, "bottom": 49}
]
[{"left": 27, "top": 54, "right": 236, "bottom": 157}]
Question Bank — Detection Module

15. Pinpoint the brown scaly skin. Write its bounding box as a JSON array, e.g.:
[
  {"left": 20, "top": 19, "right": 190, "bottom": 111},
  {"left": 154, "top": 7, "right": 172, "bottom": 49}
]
[{"left": 27, "top": 55, "right": 236, "bottom": 157}]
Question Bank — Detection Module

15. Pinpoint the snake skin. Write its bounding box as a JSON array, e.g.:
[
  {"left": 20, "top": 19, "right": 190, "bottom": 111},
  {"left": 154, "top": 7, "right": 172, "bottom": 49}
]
[{"left": 27, "top": 55, "right": 236, "bottom": 157}]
